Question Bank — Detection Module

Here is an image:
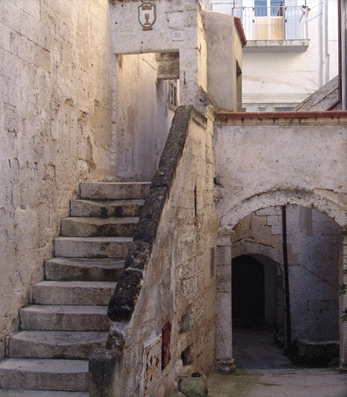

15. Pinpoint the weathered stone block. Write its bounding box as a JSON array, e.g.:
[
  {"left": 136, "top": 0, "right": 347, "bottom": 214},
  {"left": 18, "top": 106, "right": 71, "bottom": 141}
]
[
  {"left": 134, "top": 189, "right": 169, "bottom": 243},
  {"left": 108, "top": 269, "right": 143, "bottom": 322},
  {"left": 159, "top": 107, "right": 192, "bottom": 168},
  {"left": 89, "top": 349, "right": 123, "bottom": 397},
  {"left": 178, "top": 376, "right": 208, "bottom": 397},
  {"left": 156, "top": 52, "right": 180, "bottom": 80},
  {"left": 295, "top": 339, "right": 339, "bottom": 366},
  {"left": 124, "top": 240, "right": 151, "bottom": 271}
]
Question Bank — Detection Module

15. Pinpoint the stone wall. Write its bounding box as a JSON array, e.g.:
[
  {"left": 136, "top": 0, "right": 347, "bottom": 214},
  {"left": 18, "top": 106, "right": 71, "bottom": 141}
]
[
  {"left": 0, "top": 0, "right": 112, "bottom": 356},
  {"left": 231, "top": 205, "right": 340, "bottom": 341},
  {"left": 286, "top": 206, "right": 340, "bottom": 341},
  {"left": 201, "top": 11, "right": 244, "bottom": 112},
  {"left": 214, "top": 116, "right": 347, "bottom": 230},
  {"left": 110, "top": 0, "right": 203, "bottom": 110},
  {"left": 112, "top": 53, "right": 175, "bottom": 181},
  {"left": 214, "top": 115, "right": 347, "bottom": 361},
  {"left": 107, "top": 106, "right": 218, "bottom": 396},
  {"left": 110, "top": 0, "right": 244, "bottom": 115}
]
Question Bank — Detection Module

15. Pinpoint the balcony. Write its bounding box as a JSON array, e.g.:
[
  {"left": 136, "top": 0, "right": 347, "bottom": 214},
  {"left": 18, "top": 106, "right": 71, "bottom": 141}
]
[{"left": 211, "top": 4, "right": 309, "bottom": 52}]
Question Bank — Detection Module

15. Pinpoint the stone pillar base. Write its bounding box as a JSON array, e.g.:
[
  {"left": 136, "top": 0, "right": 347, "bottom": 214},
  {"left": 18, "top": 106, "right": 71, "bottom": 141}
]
[
  {"left": 217, "top": 359, "right": 236, "bottom": 374},
  {"left": 339, "top": 359, "right": 347, "bottom": 372}
]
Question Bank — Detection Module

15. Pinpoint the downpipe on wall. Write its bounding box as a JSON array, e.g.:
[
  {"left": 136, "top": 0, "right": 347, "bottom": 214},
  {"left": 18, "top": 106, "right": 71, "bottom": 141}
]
[{"left": 282, "top": 205, "right": 292, "bottom": 351}]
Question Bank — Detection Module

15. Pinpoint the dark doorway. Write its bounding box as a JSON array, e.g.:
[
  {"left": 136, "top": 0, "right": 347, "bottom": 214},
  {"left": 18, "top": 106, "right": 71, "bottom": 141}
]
[
  {"left": 232, "top": 255, "right": 290, "bottom": 369},
  {"left": 232, "top": 255, "right": 265, "bottom": 326}
]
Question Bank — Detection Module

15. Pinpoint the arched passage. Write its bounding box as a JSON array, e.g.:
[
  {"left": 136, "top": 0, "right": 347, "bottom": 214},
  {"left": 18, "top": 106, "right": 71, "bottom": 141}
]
[
  {"left": 231, "top": 256, "right": 265, "bottom": 326},
  {"left": 232, "top": 254, "right": 282, "bottom": 327},
  {"left": 219, "top": 189, "right": 347, "bottom": 232},
  {"left": 216, "top": 194, "right": 347, "bottom": 372},
  {"left": 232, "top": 255, "right": 265, "bottom": 325}
]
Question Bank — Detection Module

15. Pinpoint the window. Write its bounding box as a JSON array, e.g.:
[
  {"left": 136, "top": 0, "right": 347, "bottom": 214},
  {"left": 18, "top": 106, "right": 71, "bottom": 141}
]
[
  {"left": 254, "top": 0, "right": 267, "bottom": 17},
  {"left": 254, "top": 0, "right": 286, "bottom": 40},
  {"left": 254, "top": 0, "right": 284, "bottom": 17},
  {"left": 274, "top": 106, "right": 295, "bottom": 111},
  {"left": 270, "top": 1, "right": 284, "bottom": 16}
]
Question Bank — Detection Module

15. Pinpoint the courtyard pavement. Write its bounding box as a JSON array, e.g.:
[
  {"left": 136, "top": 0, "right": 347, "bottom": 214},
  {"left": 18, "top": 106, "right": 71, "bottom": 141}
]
[
  {"left": 208, "top": 325, "right": 347, "bottom": 397},
  {"left": 208, "top": 368, "right": 347, "bottom": 397}
]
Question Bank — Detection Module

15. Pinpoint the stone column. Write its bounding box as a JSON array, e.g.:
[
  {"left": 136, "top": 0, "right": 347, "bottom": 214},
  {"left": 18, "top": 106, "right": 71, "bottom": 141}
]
[
  {"left": 216, "top": 231, "right": 236, "bottom": 373},
  {"left": 340, "top": 229, "right": 347, "bottom": 370}
]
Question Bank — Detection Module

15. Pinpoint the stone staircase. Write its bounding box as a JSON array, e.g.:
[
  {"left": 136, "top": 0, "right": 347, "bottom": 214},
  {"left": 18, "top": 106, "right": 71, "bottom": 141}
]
[{"left": 0, "top": 182, "right": 150, "bottom": 396}]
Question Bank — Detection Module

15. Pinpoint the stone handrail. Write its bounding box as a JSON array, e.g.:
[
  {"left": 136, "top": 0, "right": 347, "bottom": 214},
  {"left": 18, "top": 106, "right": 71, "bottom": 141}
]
[
  {"left": 89, "top": 104, "right": 215, "bottom": 397},
  {"left": 107, "top": 105, "right": 194, "bottom": 323}
]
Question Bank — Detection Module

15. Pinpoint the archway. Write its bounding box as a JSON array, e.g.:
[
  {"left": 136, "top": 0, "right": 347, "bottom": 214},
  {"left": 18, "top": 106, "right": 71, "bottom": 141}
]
[
  {"left": 216, "top": 195, "right": 347, "bottom": 372},
  {"left": 219, "top": 189, "right": 347, "bottom": 232}
]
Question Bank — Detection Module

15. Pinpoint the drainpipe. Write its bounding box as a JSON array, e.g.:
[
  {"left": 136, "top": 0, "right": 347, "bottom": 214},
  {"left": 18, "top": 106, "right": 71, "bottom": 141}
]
[
  {"left": 339, "top": 0, "right": 346, "bottom": 110},
  {"left": 282, "top": 205, "right": 292, "bottom": 350},
  {"left": 319, "top": 1, "right": 324, "bottom": 87},
  {"left": 330, "top": 0, "right": 344, "bottom": 110},
  {"left": 324, "top": 0, "right": 330, "bottom": 84}
]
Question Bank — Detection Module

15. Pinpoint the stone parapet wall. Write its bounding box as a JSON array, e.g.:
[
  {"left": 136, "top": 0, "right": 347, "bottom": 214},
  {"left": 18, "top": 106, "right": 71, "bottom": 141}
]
[
  {"left": 0, "top": 0, "right": 112, "bottom": 356},
  {"left": 214, "top": 116, "right": 347, "bottom": 230},
  {"left": 107, "top": 106, "right": 218, "bottom": 396}
]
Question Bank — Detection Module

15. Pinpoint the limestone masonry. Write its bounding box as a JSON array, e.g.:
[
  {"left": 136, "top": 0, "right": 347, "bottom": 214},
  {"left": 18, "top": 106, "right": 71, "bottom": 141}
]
[{"left": 2, "top": 0, "right": 347, "bottom": 395}]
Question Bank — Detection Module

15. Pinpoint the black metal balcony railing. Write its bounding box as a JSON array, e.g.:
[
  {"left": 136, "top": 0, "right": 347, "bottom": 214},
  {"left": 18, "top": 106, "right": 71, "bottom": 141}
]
[{"left": 211, "top": 5, "right": 308, "bottom": 41}]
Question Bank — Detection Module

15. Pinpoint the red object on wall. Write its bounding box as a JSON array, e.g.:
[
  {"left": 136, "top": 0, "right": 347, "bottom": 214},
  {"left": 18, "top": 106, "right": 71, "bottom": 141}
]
[{"left": 162, "top": 322, "right": 171, "bottom": 369}]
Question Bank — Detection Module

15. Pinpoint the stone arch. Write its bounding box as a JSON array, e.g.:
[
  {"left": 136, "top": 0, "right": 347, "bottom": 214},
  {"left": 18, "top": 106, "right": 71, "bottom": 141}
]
[
  {"left": 216, "top": 190, "right": 347, "bottom": 371},
  {"left": 231, "top": 241, "right": 283, "bottom": 268},
  {"left": 219, "top": 188, "right": 347, "bottom": 232}
]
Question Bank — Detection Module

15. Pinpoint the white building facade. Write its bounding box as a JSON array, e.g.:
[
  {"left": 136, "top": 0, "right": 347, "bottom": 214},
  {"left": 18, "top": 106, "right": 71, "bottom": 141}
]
[{"left": 211, "top": 0, "right": 339, "bottom": 111}]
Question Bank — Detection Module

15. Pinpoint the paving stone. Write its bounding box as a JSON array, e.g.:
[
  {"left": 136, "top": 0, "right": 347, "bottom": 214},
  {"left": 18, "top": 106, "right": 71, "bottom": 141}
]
[
  {"left": 0, "top": 359, "right": 88, "bottom": 391},
  {"left": 70, "top": 199, "right": 144, "bottom": 218},
  {"left": 8, "top": 330, "right": 108, "bottom": 360},
  {"left": 20, "top": 305, "right": 110, "bottom": 331},
  {"left": 208, "top": 369, "right": 347, "bottom": 397},
  {"left": 54, "top": 237, "right": 132, "bottom": 258},
  {"left": 79, "top": 182, "right": 150, "bottom": 200},
  {"left": 61, "top": 217, "right": 138, "bottom": 237},
  {"left": 45, "top": 257, "right": 125, "bottom": 282},
  {"left": 30, "top": 281, "right": 116, "bottom": 306}
]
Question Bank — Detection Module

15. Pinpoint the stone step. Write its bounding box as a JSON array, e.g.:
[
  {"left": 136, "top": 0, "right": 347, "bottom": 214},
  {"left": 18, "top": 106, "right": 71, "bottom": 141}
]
[
  {"left": 79, "top": 181, "right": 150, "bottom": 200},
  {"left": 0, "top": 359, "right": 88, "bottom": 391},
  {"left": 70, "top": 198, "right": 144, "bottom": 218},
  {"left": 7, "top": 331, "right": 108, "bottom": 360},
  {"left": 30, "top": 281, "right": 116, "bottom": 306},
  {"left": 45, "top": 257, "right": 125, "bottom": 281},
  {"left": 54, "top": 237, "right": 132, "bottom": 258},
  {"left": 0, "top": 390, "right": 88, "bottom": 397},
  {"left": 61, "top": 217, "right": 139, "bottom": 237},
  {"left": 20, "top": 305, "right": 110, "bottom": 331}
]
